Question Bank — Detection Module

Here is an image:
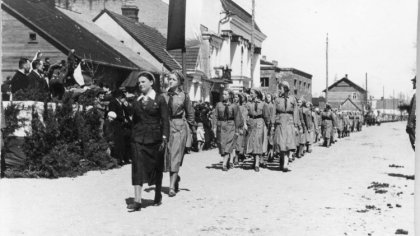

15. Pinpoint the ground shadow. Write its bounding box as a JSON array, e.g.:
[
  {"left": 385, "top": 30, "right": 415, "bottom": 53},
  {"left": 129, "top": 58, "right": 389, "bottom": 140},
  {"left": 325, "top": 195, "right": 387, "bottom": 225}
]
[
  {"left": 144, "top": 186, "right": 191, "bottom": 195},
  {"left": 387, "top": 173, "right": 415, "bottom": 180},
  {"left": 125, "top": 197, "right": 155, "bottom": 210}
]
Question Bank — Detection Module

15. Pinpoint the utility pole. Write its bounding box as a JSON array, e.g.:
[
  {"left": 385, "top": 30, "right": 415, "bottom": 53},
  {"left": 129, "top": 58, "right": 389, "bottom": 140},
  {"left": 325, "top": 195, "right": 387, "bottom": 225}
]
[
  {"left": 365, "top": 72, "right": 368, "bottom": 111},
  {"left": 250, "top": 0, "right": 255, "bottom": 88},
  {"left": 325, "top": 33, "right": 329, "bottom": 104}
]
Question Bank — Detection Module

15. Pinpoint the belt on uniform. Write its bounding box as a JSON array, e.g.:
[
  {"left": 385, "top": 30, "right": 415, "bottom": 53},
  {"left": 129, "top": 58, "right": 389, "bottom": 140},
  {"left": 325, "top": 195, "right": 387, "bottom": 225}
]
[
  {"left": 250, "top": 115, "right": 263, "bottom": 119},
  {"left": 276, "top": 111, "right": 293, "bottom": 115},
  {"left": 171, "top": 115, "right": 183, "bottom": 119},
  {"left": 218, "top": 118, "right": 234, "bottom": 121}
]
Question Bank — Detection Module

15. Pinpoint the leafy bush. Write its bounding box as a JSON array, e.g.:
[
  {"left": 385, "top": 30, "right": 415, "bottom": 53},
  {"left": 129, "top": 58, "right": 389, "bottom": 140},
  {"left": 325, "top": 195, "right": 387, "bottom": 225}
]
[
  {"left": 13, "top": 88, "right": 49, "bottom": 102},
  {"left": 5, "top": 92, "right": 118, "bottom": 178}
]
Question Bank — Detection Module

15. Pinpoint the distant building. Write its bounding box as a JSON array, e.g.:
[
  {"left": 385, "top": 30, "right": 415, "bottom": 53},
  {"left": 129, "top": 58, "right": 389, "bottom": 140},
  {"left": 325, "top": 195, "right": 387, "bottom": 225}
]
[
  {"left": 312, "top": 96, "right": 326, "bottom": 109},
  {"left": 260, "top": 57, "right": 312, "bottom": 100},
  {"left": 371, "top": 98, "right": 404, "bottom": 115},
  {"left": 323, "top": 74, "right": 367, "bottom": 111},
  {"left": 1, "top": 0, "right": 157, "bottom": 89}
]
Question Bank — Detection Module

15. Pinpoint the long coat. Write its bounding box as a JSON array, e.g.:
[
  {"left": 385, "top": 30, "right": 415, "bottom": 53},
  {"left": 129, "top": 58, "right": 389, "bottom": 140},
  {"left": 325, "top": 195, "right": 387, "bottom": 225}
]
[
  {"left": 245, "top": 100, "right": 271, "bottom": 155},
  {"left": 130, "top": 92, "right": 169, "bottom": 186},
  {"left": 235, "top": 104, "right": 248, "bottom": 154},
  {"left": 321, "top": 110, "right": 334, "bottom": 139},
  {"left": 163, "top": 88, "right": 194, "bottom": 172},
  {"left": 213, "top": 101, "right": 243, "bottom": 155},
  {"left": 302, "top": 107, "right": 314, "bottom": 144},
  {"left": 10, "top": 70, "right": 29, "bottom": 94},
  {"left": 272, "top": 94, "right": 301, "bottom": 152},
  {"left": 407, "top": 94, "right": 416, "bottom": 149}
]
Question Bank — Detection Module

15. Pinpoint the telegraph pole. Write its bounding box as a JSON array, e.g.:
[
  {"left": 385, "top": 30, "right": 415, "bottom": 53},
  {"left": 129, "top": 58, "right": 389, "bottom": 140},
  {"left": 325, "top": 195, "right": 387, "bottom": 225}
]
[
  {"left": 250, "top": 0, "right": 255, "bottom": 88},
  {"left": 365, "top": 73, "right": 368, "bottom": 111},
  {"left": 325, "top": 33, "right": 329, "bottom": 104}
]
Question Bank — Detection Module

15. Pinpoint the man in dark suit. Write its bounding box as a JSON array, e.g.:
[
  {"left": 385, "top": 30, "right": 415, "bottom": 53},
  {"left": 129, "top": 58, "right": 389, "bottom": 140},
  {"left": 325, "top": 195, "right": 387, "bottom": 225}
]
[
  {"left": 407, "top": 76, "right": 416, "bottom": 150},
  {"left": 27, "top": 59, "right": 49, "bottom": 94},
  {"left": 10, "top": 58, "right": 30, "bottom": 94},
  {"left": 108, "top": 90, "right": 132, "bottom": 165}
]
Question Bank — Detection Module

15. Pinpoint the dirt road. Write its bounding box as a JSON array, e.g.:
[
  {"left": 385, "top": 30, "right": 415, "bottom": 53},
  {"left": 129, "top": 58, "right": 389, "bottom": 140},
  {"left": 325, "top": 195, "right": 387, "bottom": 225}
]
[{"left": 0, "top": 122, "right": 414, "bottom": 235}]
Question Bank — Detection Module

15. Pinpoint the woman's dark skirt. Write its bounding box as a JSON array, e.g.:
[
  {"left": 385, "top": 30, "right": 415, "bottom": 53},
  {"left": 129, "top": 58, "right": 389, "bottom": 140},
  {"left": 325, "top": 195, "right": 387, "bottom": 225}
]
[{"left": 131, "top": 142, "right": 163, "bottom": 186}]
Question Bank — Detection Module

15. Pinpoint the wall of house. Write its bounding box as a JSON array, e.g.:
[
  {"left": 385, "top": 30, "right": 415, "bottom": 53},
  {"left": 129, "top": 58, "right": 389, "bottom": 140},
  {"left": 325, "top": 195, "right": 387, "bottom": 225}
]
[
  {"left": 260, "top": 68, "right": 278, "bottom": 95},
  {"left": 327, "top": 81, "right": 367, "bottom": 108},
  {"left": 278, "top": 71, "right": 312, "bottom": 101},
  {"left": 2, "top": 11, "right": 67, "bottom": 79},
  {"left": 94, "top": 12, "right": 170, "bottom": 73}
]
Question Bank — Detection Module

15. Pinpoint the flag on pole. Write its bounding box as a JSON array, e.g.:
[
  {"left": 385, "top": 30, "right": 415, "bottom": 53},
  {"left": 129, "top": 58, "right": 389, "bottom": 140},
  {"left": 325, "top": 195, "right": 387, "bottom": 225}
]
[
  {"left": 166, "top": 0, "right": 202, "bottom": 50},
  {"left": 73, "top": 63, "right": 85, "bottom": 86}
]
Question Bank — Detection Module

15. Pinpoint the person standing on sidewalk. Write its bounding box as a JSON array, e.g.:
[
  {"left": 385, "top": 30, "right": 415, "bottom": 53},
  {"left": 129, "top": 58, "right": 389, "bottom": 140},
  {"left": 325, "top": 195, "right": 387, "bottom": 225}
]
[
  {"left": 272, "top": 81, "right": 301, "bottom": 172},
  {"left": 406, "top": 76, "right": 416, "bottom": 150},
  {"left": 127, "top": 72, "right": 169, "bottom": 211},
  {"left": 213, "top": 90, "right": 243, "bottom": 171},
  {"left": 163, "top": 71, "right": 195, "bottom": 197}
]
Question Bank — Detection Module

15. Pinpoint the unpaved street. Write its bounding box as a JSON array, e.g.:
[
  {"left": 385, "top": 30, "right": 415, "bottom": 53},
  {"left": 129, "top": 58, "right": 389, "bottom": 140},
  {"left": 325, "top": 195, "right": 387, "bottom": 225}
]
[{"left": 0, "top": 122, "right": 414, "bottom": 235}]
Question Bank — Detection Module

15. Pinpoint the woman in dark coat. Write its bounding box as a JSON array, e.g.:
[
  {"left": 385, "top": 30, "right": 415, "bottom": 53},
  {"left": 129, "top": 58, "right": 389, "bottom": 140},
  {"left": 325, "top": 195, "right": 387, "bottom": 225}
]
[
  {"left": 213, "top": 90, "right": 243, "bottom": 171},
  {"left": 163, "top": 71, "right": 195, "bottom": 197},
  {"left": 303, "top": 101, "right": 315, "bottom": 153},
  {"left": 272, "top": 81, "right": 301, "bottom": 172},
  {"left": 245, "top": 88, "right": 271, "bottom": 172},
  {"left": 127, "top": 72, "right": 170, "bottom": 211}
]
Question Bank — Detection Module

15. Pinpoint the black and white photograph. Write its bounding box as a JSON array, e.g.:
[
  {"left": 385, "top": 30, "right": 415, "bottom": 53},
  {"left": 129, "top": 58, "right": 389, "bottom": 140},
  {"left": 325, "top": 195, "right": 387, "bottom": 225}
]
[{"left": 0, "top": 0, "right": 418, "bottom": 235}]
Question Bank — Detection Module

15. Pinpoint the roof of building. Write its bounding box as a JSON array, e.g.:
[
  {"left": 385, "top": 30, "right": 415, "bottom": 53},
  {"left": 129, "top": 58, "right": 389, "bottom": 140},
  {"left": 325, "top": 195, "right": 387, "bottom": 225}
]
[
  {"left": 2, "top": 0, "right": 140, "bottom": 71},
  {"left": 59, "top": 7, "right": 159, "bottom": 72},
  {"left": 93, "top": 9, "right": 181, "bottom": 71},
  {"left": 169, "top": 48, "right": 200, "bottom": 71},
  {"left": 221, "top": 0, "right": 262, "bottom": 33},
  {"left": 340, "top": 98, "right": 362, "bottom": 111},
  {"left": 260, "top": 60, "right": 312, "bottom": 79},
  {"left": 323, "top": 77, "right": 366, "bottom": 93}
]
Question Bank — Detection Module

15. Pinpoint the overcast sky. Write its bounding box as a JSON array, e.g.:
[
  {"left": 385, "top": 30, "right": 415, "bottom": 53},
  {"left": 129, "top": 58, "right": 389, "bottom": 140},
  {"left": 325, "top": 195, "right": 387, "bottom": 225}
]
[{"left": 234, "top": 0, "right": 417, "bottom": 99}]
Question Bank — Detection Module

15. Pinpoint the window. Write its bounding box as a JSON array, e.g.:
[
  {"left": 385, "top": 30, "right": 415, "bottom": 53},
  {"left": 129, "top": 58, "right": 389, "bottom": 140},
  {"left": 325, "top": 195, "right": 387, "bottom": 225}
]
[
  {"left": 352, "top": 92, "right": 357, "bottom": 100},
  {"left": 299, "top": 81, "right": 302, "bottom": 90},
  {"left": 303, "top": 82, "right": 306, "bottom": 91},
  {"left": 28, "top": 32, "right": 38, "bottom": 44},
  {"left": 260, "top": 77, "right": 269, "bottom": 87}
]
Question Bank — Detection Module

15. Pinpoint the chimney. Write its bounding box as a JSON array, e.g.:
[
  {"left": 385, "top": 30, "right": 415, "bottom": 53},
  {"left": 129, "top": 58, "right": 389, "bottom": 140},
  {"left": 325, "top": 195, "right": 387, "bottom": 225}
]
[
  {"left": 345, "top": 74, "right": 348, "bottom": 79},
  {"left": 262, "top": 55, "right": 267, "bottom": 61},
  {"left": 272, "top": 60, "right": 278, "bottom": 67},
  {"left": 122, "top": 2, "right": 139, "bottom": 21}
]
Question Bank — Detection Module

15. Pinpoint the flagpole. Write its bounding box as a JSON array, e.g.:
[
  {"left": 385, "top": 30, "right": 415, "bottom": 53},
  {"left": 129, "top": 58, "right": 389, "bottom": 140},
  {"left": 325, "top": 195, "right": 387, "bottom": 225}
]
[
  {"left": 325, "top": 33, "right": 329, "bottom": 105},
  {"left": 250, "top": 0, "right": 255, "bottom": 88},
  {"left": 182, "top": 47, "right": 187, "bottom": 92}
]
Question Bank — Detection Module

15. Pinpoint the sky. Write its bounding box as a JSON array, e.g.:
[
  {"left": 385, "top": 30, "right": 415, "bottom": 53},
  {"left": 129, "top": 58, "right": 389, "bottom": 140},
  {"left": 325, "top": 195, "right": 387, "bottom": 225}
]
[{"left": 234, "top": 0, "right": 417, "bottom": 99}]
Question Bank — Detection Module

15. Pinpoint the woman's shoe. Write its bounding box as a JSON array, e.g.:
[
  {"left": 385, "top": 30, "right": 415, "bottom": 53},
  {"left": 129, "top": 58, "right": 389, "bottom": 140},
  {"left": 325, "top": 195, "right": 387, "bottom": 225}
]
[
  {"left": 175, "top": 176, "right": 181, "bottom": 193},
  {"left": 127, "top": 202, "right": 142, "bottom": 211},
  {"left": 169, "top": 188, "right": 176, "bottom": 197},
  {"left": 154, "top": 194, "right": 162, "bottom": 206},
  {"left": 255, "top": 166, "right": 260, "bottom": 172},
  {"left": 222, "top": 166, "right": 228, "bottom": 171}
]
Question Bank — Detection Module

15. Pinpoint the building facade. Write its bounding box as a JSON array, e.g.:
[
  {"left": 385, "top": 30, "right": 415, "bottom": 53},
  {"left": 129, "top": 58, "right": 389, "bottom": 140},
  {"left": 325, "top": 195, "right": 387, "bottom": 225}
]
[
  {"left": 260, "top": 57, "right": 312, "bottom": 101},
  {"left": 323, "top": 75, "right": 367, "bottom": 111}
]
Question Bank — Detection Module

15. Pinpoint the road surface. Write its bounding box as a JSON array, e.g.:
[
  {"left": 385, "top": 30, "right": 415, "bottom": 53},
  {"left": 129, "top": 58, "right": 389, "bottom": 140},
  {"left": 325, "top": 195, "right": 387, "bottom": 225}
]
[{"left": 0, "top": 122, "right": 415, "bottom": 235}]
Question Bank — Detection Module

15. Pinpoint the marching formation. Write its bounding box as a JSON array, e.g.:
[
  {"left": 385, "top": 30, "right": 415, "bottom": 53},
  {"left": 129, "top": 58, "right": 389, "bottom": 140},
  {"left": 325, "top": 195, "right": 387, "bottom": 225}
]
[
  {"left": 126, "top": 73, "right": 370, "bottom": 211},
  {"left": 212, "top": 81, "right": 366, "bottom": 173}
]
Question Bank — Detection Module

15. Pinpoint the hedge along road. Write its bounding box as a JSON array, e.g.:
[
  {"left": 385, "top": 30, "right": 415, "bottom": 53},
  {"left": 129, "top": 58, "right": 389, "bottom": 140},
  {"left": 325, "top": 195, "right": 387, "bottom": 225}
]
[{"left": 0, "top": 122, "right": 414, "bottom": 235}]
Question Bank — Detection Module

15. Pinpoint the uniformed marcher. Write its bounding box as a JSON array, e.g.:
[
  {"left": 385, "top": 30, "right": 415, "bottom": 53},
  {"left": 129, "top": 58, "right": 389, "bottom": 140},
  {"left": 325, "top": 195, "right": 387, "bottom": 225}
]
[
  {"left": 272, "top": 81, "right": 301, "bottom": 172},
  {"left": 163, "top": 70, "right": 195, "bottom": 197},
  {"left": 245, "top": 88, "right": 271, "bottom": 172},
  {"left": 321, "top": 104, "right": 334, "bottom": 147},
  {"left": 127, "top": 72, "right": 170, "bottom": 211},
  {"left": 213, "top": 90, "right": 243, "bottom": 171}
]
